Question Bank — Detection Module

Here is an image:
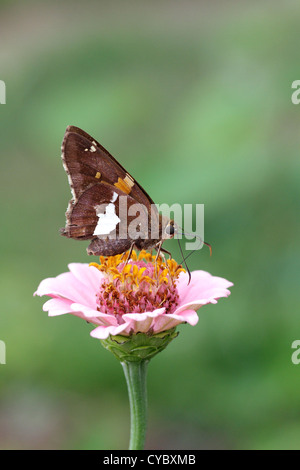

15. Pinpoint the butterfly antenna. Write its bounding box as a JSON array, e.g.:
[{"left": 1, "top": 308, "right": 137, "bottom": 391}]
[
  {"left": 177, "top": 237, "right": 191, "bottom": 285},
  {"left": 203, "top": 240, "right": 212, "bottom": 256},
  {"left": 176, "top": 229, "right": 212, "bottom": 264},
  {"left": 181, "top": 230, "right": 212, "bottom": 255}
]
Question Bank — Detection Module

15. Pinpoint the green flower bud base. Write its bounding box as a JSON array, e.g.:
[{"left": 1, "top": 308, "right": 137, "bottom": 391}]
[{"left": 100, "top": 327, "right": 179, "bottom": 363}]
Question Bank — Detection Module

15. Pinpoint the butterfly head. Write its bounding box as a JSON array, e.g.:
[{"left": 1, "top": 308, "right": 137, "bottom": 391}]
[{"left": 161, "top": 217, "right": 177, "bottom": 240}]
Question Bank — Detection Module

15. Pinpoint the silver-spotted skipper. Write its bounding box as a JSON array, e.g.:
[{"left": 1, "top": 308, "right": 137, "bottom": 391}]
[{"left": 60, "top": 126, "right": 176, "bottom": 258}]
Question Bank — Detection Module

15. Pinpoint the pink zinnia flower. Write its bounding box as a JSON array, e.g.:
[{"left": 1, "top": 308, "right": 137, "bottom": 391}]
[{"left": 34, "top": 250, "right": 233, "bottom": 340}]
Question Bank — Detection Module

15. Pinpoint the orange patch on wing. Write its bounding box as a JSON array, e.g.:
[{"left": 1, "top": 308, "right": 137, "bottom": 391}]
[{"left": 114, "top": 174, "right": 134, "bottom": 194}]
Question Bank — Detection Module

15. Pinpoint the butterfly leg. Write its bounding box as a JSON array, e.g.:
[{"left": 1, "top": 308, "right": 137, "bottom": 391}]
[
  {"left": 154, "top": 242, "right": 174, "bottom": 283},
  {"left": 123, "top": 242, "right": 135, "bottom": 267},
  {"left": 159, "top": 247, "right": 172, "bottom": 259},
  {"left": 152, "top": 241, "right": 163, "bottom": 283},
  {"left": 154, "top": 241, "right": 163, "bottom": 262}
]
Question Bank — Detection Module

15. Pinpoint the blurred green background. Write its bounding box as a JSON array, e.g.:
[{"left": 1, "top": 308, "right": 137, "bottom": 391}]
[{"left": 1, "top": 0, "right": 300, "bottom": 450}]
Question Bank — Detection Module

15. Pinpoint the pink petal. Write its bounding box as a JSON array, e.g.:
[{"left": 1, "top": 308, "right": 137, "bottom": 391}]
[
  {"left": 68, "top": 263, "right": 104, "bottom": 294},
  {"left": 42, "top": 297, "right": 74, "bottom": 316},
  {"left": 41, "top": 298, "right": 103, "bottom": 325},
  {"left": 70, "top": 303, "right": 118, "bottom": 326},
  {"left": 122, "top": 308, "right": 166, "bottom": 333},
  {"left": 176, "top": 270, "right": 233, "bottom": 313},
  {"left": 122, "top": 308, "right": 198, "bottom": 335},
  {"left": 149, "top": 309, "right": 199, "bottom": 333},
  {"left": 90, "top": 322, "right": 131, "bottom": 340},
  {"left": 34, "top": 264, "right": 103, "bottom": 310}
]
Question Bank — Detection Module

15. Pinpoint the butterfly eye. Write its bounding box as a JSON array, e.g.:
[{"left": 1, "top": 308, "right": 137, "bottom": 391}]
[{"left": 165, "top": 223, "right": 175, "bottom": 236}]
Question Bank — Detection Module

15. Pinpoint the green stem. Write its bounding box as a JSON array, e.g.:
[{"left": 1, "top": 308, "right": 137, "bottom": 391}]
[{"left": 121, "top": 360, "right": 148, "bottom": 450}]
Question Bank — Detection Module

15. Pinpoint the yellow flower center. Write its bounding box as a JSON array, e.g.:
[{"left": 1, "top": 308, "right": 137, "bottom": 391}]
[{"left": 90, "top": 250, "right": 185, "bottom": 316}]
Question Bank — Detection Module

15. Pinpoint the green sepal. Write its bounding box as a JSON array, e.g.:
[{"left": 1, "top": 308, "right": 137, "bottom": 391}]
[{"left": 100, "top": 328, "right": 179, "bottom": 362}]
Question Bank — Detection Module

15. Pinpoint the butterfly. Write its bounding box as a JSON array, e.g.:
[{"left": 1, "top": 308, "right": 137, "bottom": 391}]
[{"left": 60, "top": 126, "right": 176, "bottom": 260}]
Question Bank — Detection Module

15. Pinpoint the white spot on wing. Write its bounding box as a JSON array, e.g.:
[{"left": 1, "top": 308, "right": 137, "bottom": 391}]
[
  {"left": 90, "top": 145, "right": 96, "bottom": 152},
  {"left": 93, "top": 203, "right": 120, "bottom": 236},
  {"left": 111, "top": 192, "right": 118, "bottom": 203}
]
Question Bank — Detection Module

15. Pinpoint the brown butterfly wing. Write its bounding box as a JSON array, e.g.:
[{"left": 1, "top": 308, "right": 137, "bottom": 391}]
[
  {"left": 62, "top": 183, "right": 147, "bottom": 237},
  {"left": 62, "top": 125, "right": 156, "bottom": 208},
  {"left": 61, "top": 126, "right": 160, "bottom": 256}
]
